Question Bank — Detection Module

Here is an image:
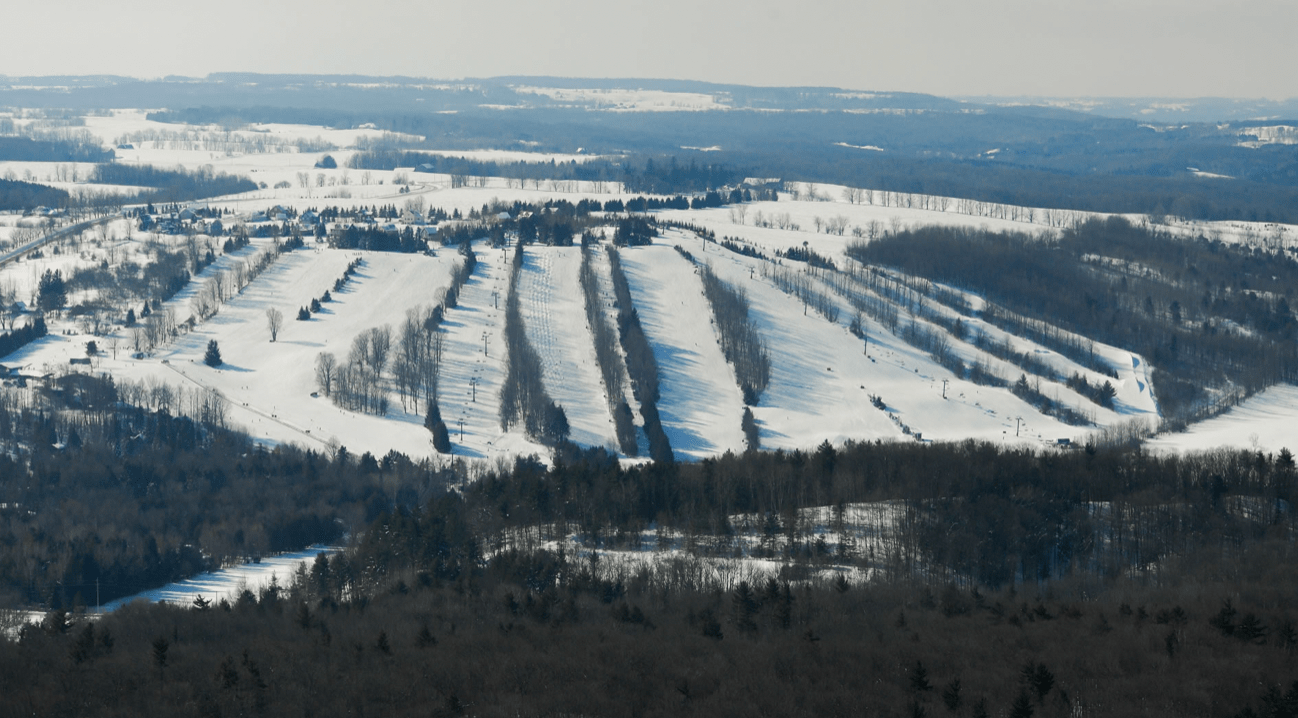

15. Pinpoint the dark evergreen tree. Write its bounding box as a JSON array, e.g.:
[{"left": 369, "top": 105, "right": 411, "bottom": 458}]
[
  {"left": 37, "top": 269, "right": 67, "bottom": 312},
  {"left": 204, "top": 340, "right": 223, "bottom": 367}
]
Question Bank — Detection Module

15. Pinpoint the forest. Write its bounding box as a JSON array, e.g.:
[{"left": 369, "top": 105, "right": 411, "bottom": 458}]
[
  {"left": 3, "top": 417, "right": 1298, "bottom": 715},
  {"left": 0, "top": 177, "right": 72, "bottom": 211},
  {"left": 87, "top": 164, "right": 258, "bottom": 203}
]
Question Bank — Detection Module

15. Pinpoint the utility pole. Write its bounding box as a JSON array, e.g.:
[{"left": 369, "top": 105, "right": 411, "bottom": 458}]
[
  {"left": 470, "top": 377, "right": 478, "bottom": 402},
  {"left": 941, "top": 379, "right": 948, "bottom": 399},
  {"left": 1016, "top": 417, "right": 1022, "bottom": 437},
  {"left": 458, "top": 419, "right": 464, "bottom": 441}
]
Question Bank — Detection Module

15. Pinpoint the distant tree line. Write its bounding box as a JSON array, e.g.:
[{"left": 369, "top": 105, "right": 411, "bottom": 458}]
[
  {"left": 348, "top": 150, "right": 744, "bottom": 195},
  {"left": 0, "top": 136, "right": 112, "bottom": 163},
  {"left": 88, "top": 164, "right": 257, "bottom": 203},
  {"left": 0, "top": 178, "right": 72, "bottom": 211}
]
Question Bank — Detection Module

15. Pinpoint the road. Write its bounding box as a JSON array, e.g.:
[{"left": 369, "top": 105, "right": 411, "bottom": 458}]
[{"left": 0, "top": 213, "right": 120, "bottom": 268}]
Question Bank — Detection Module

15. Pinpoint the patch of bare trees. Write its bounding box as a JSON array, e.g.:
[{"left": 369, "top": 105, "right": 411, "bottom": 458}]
[
  {"left": 764, "top": 264, "right": 840, "bottom": 324},
  {"left": 322, "top": 326, "right": 393, "bottom": 415},
  {"left": 607, "top": 246, "right": 673, "bottom": 463},
  {"left": 392, "top": 305, "right": 445, "bottom": 415},
  {"left": 580, "top": 244, "right": 637, "bottom": 455},
  {"left": 698, "top": 264, "right": 770, "bottom": 405}
]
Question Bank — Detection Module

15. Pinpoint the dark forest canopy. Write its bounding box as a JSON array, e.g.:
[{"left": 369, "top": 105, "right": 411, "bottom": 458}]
[
  {"left": 88, "top": 164, "right": 258, "bottom": 202},
  {"left": 0, "top": 178, "right": 72, "bottom": 211},
  {"left": 0, "top": 136, "right": 113, "bottom": 163}
]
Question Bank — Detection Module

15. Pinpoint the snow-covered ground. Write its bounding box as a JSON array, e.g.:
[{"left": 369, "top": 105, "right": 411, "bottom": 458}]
[
  {"left": 435, "top": 246, "right": 550, "bottom": 461},
  {"left": 1148, "top": 384, "right": 1298, "bottom": 455}
]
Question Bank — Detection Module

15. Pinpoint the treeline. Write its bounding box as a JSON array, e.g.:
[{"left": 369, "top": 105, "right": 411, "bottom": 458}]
[
  {"left": 607, "top": 246, "right": 673, "bottom": 462},
  {"left": 0, "top": 136, "right": 112, "bottom": 163},
  {"left": 697, "top": 263, "right": 770, "bottom": 404},
  {"left": 0, "top": 178, "right": 72, "bottom": 211},
  {"left": 327, "top": 224, "right": 428, "bottom": 252},
  {"left": 88, "top": 164, "right": 257, "bottom": 202},
  {"left": 848, "top": 218, "right": 1298, "bottom": 424},
  {"left": 579, "top": 244, "right": 637, "bottom": 455},
  {"left": 499, "top": 244, "right": 569, "bottom": 445},
  {"left": 349, "top": 150, "right": 745, "bottom": 194},
  {"left": 369, "top": 437, "right": 1298, "bottom": 593},
  {"left": 0, "top": 315, "right": 46, "bottom": 358}
]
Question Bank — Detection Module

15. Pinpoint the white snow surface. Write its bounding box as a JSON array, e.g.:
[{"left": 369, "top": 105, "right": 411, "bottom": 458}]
[
  {"left": 1148, "top": 384, "right": 1298, "bottom": 455},
  {"left": 517, "top": 247, "right": 619, "bottom": 451},
  {"left": 618, "top": 244, "right": 747, "bottom": 459}
]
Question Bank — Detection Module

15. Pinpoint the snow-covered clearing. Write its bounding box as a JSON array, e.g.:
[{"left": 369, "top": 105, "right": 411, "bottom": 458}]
[
  {"left": 517, "top": 247, "right": 619, "bottom": 451},
  {"left": 1148, "top": 384, "right": 1298, "bottom": 455},
  {"left": 499, "top": 501, "right": 914, "bottom": 590},
  {"left": 99, "top": 545, "right": 340, "bottom": 613},
  {"left": 618, "top": 244, "right": 747, "bottom": 459}
]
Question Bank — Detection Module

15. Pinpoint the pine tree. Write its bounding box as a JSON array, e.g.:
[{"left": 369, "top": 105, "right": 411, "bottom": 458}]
[
  {"left": 1010, "top": 689, "right": 1034, "bottom": 718},
  {"left": 204, "top": 339, "right": 222, "bottom": 367},
  {"left": 910, "top": 660, "right": 932, "bottom": 692}
]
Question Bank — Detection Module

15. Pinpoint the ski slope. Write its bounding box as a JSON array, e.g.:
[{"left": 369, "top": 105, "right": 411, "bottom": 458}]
[
  {"left": 1148, "top": 384, "right": 1298, "bottom": 455},
  {"left": 436, "top": 246, "right": 550, "bottom": 461},
  {"left": 618, "top": 244, "right": 748, "bottom": 460},
  {"left": 669, "top": 231, "right": 1090, "bottom": 447},
  {"left": 517, "top": 247, "right": 619, "bottom": 451}
]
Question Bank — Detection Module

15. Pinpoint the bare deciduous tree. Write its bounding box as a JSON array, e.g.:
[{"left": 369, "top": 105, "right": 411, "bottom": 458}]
[{"left": 266, "top": 308, "right": 284, "bottom": 342}]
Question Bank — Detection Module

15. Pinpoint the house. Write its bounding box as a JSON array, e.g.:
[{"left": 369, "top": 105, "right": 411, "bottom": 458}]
[
  {"left": 69, "top": 357, "right": 92, "bottom": 366},
  {"left": 299, "top": 210, "right": 319, "bottom": 226},
  {"left": 116, "top": 143, "right": 135, "bottom": 150},
  {"left": 208, "top": 218, "right": 224, "bottom": 236},
  {"left": 179, "top": 208, "right": 199, "bottom": 222}
]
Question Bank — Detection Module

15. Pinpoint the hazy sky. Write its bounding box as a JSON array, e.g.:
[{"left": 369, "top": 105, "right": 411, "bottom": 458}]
[{"left": 3, "top": 0, "right": 1295, "bottom": 98}]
